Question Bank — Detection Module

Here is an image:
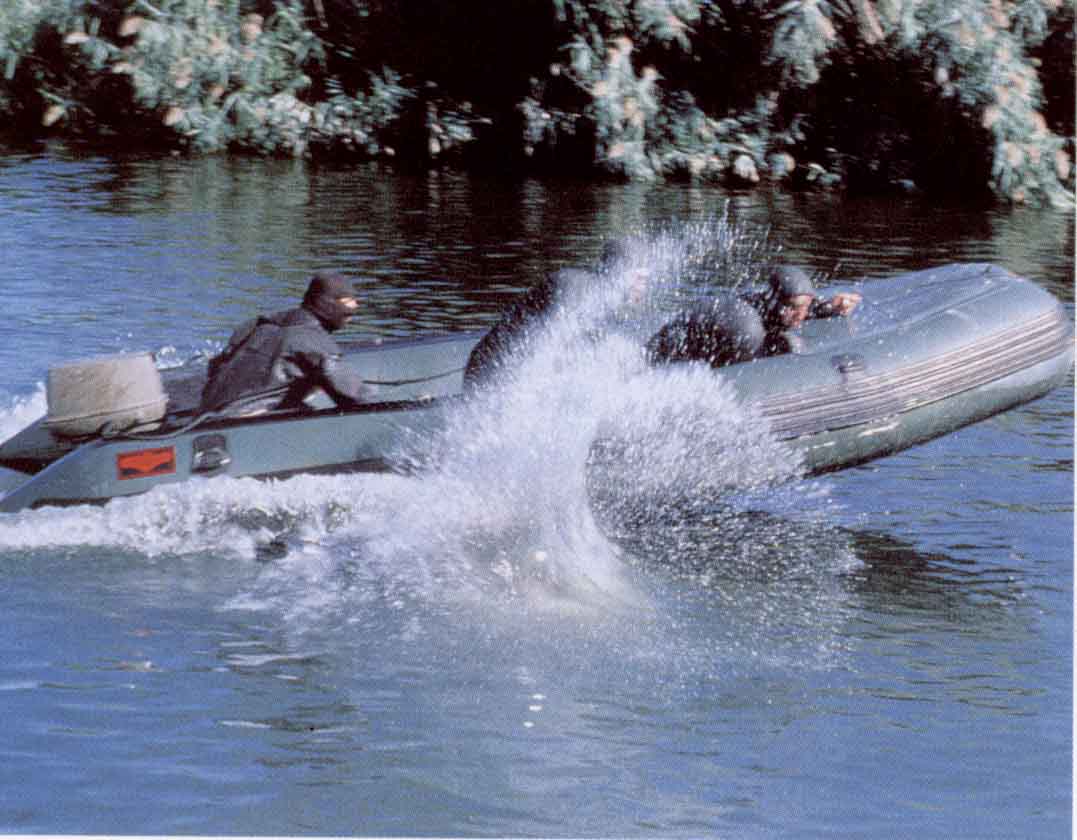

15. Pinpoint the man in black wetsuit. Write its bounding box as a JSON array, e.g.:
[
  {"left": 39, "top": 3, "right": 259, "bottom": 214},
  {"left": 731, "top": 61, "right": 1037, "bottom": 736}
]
[
  {"left": 462, "top": 239, "right": 636, "bottom": 389},
  {"left": 645, "top": 295, "right": 766, "bottom": 368},
  {"left": 647, "top": 265, "right": 861, "bottom": 367},
  {"left": 743, "top": 265, "right": 861, "bottom": 355},
  {"left": 199, "top": 273, "right": 371, "bottom": 414}
]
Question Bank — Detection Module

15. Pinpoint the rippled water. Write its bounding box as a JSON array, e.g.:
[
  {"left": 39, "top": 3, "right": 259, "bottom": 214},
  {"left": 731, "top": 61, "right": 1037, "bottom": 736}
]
[{"left": 0, "top": 145, "right": 1071, "bottom": 837}]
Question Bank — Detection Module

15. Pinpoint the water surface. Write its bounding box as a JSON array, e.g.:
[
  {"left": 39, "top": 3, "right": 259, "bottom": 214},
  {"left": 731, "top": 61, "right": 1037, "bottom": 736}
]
[{"left": 0, "top": 146, "right": 1071, "bottom": 837}]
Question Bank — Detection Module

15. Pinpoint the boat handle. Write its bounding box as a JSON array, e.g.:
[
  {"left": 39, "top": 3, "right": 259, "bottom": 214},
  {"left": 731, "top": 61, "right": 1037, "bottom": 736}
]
[
  {"left": 191, "top": 433, "right": 231, "bottom": 473},
  {"left": 831, "top": 353, "right": 866, "bottom": 376}
]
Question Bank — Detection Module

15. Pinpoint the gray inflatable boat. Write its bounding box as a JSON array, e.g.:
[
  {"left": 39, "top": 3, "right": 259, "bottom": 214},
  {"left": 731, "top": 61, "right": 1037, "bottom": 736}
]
[
  {"left": 0, "top": 263, "right": 1071, "bottom": 512},
  {"left": 720, "top": 262, "right": 1072, "bottom": 473}
]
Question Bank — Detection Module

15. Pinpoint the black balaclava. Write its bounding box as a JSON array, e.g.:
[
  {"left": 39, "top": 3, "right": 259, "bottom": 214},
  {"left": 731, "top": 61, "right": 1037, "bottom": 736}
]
[
  {"left": 766, "top": 265, "right": 815, "bottom": 301},
  {"left": 762, "top": 265, "right": 815, "bottom": 328},
  {"left": 303, "top": 273, "right": 355, "bottom": 332}
]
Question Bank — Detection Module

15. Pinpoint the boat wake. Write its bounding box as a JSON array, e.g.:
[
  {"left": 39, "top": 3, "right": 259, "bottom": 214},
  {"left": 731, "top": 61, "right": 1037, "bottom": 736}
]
[
  {"left": 0, "top": 386, "right": 47, "bottom": 497},
  {"left": 0, "top": 386, "right": 46, "bottom": 454}
]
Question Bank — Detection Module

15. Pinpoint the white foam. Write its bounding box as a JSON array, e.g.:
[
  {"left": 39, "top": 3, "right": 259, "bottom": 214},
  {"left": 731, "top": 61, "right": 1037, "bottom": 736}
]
[
  {"left": 0, "top": 220, "right": 824, "bottom": 631},
  {"left": 0, "top": 384, "right": 46, "bottom": 443},
  {"left": 0, "top": 471, "right": 371, "bottom": 557}
]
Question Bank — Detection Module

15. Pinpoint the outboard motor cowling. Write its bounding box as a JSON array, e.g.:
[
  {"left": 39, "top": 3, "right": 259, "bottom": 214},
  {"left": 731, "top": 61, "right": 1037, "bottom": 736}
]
[{"left": 45, "top": 352, "right": 167, "bottom": 438}]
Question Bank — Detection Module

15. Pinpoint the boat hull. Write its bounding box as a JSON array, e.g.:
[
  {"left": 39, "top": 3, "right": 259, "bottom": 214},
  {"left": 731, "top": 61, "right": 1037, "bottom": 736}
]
[
  {"left": 0, "top": 331, "right": 483, "bottom": 512},
  {"left": 789, "top": 350, "right": 1071, "bottom": 474},
  {"left": 0, "top": 263, "right": 1071, "bottom": 512},
  {"left": 0, "top": 398, "right": 458, "bottom": 511},
  {"left": 717, "top": 263, "right": 1073, "bottom": 473}
]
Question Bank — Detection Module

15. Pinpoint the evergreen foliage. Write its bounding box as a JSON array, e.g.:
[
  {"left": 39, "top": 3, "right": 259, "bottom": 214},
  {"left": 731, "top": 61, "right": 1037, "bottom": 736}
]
[{"left": 0, "top": 0, "right": 1071, "bottom": 205}]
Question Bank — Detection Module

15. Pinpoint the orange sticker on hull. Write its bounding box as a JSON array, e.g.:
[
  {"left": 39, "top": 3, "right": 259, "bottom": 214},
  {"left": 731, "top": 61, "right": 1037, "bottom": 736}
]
[{"left": 117, "top": 446, "right": 176, "bottom": 481}]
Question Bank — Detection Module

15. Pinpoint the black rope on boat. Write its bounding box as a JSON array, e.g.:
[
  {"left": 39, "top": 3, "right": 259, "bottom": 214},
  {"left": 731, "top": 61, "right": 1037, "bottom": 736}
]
[
  {"left": 100, "top": 406, "right": 253, "bottom": 441},
  {"left": 359, "top": 366, "right": 465, "bottom": 387},
  {"left": 101, "top": 365, "right": 468, "bottom": 442}
]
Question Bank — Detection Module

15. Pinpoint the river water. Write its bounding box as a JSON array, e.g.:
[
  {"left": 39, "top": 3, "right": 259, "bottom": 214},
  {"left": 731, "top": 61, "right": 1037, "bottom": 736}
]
[{"left": 0, "top": 146, "right": 1072, "bottom": 837}]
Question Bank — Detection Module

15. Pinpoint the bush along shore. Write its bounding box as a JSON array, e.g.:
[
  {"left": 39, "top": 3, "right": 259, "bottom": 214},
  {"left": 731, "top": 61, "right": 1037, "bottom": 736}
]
[{"left": 1, "top": 0, "right": 1073, "bottom": 206}]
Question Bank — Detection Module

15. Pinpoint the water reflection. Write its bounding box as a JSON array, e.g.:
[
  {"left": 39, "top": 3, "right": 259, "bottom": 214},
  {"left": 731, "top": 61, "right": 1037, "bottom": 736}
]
[
  {"left": 0, "top": 147, "right": 1070, "bottom": 838},
  {"left": 3, "top": 147, "right": 1071, "bottom": 354},
  {"left": 612, "top": 505, "right": 1038, "bottom": 646},
  {"left": 843, "top": 529, "right": 1039, "bottom": 629}
]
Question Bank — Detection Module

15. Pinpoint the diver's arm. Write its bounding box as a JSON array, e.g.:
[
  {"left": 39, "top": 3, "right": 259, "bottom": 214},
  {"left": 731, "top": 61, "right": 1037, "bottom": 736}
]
[
  {"left": 284, "top": 332, "right": 372, "bottom": 409},
  {"left": 810, "top": 292, "right": 862, "bottom": 319},
  {"left": 316, "top": 354, "right": 372, "bottom": 408}
]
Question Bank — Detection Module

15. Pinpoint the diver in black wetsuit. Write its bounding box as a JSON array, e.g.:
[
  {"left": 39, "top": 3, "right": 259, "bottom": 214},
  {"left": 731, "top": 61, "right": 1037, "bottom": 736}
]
[
  {"left": 199, "top": 273, "right": 371, "bottom": 414},
  {"left": 465, "top": 252, "right": 862, "bottom": 382},
  {"left": 744, "top": 265, "right": 862, "bottom": 355},
  {"left": 463, "top": 239, "right": 636, "bottom": 389},
  {"left": 646, "top": 265, "right": 862, "bottom": 368},
  {"left": 645, "top": 295, "right": 765, "bottom": 368}
]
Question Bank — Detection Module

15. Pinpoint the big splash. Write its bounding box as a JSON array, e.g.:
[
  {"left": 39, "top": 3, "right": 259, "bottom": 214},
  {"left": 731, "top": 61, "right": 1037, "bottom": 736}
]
[{"left": 0, "top": 222, "right": 811, "bottom": 621}]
